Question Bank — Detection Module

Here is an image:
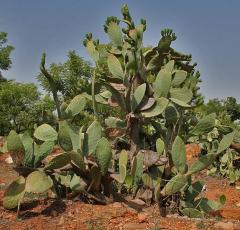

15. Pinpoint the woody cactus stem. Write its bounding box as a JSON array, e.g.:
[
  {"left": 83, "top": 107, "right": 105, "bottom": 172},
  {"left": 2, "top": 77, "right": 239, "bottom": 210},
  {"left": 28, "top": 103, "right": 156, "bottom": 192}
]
[
  {"left": 40, "top": 53, "right": 62, "bottom": 119},
  {"left": 92, "top": 69, "right": 97, "bottom": 117},
  {"left": 128, "top": 114, "right": 141, "bottom": 159}
]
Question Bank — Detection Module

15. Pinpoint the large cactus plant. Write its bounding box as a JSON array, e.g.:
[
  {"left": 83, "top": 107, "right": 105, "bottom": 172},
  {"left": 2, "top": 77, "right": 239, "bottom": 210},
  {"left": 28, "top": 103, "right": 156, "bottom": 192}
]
[{"left": 83, "top": 4, "right": 231, "bottom": 217}]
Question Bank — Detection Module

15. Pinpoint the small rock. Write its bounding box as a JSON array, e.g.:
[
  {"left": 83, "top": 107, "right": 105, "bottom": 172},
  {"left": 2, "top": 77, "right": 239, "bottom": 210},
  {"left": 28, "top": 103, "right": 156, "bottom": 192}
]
[
  {"left": 5, "top": 156, "right": 13, "bottom": 164},
  {"left": 137, "top": 213, "right": 148, "bottom": 223},
  {"left": 235, "top": 185, "right": 240, "bottom": 190},
  {"left": 236, "top": 202, "right": 240, "bottom": 207},
  {"left": 213, "top": 221, "right": 234, "bottom": 230},
  {"left": 123, "top": 223, "right": 146, "bottom": 230}
]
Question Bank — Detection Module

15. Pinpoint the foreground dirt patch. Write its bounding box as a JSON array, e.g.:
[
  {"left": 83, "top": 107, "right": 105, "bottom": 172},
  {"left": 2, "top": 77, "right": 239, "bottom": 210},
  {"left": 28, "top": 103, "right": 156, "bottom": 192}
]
[
  {"left": 0, "top": 153, "right": 240, "bottom": 229},
  {"left": 0, "top": 197, "right": 240, "bottom": 230}
]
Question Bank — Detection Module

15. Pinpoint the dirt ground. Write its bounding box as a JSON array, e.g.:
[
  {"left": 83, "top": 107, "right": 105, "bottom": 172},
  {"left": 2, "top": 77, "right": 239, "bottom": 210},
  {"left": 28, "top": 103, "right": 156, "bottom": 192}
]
[{"left": 0, "top": 151, "right": 240, "bottom": 230}]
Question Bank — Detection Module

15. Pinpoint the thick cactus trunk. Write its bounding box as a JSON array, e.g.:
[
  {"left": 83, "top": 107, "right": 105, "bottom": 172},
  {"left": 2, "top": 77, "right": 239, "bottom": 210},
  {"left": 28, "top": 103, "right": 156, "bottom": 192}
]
[{"left": 129, "top": 115, "right": 140, "bottom": 159}]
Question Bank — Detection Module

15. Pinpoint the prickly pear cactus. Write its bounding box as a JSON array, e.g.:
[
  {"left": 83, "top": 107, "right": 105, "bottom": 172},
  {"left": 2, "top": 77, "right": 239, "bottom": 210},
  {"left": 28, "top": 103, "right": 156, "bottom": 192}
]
[
  {"left": 3, "top": 4, "right": 233, "bottom": 219},
  {"left": 83, "top": 4, "right": 228, "bottom": 217}
]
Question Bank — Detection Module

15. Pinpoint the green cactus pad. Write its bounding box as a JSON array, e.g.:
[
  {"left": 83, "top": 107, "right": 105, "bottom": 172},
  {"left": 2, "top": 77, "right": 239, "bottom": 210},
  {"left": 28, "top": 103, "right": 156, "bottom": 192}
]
[
  {"left": 119, "top": 150, "right": 128, "bottom": 182},
  {"left": 156, "top": 138, "right": 165, "bottom": 155},
  {"left": 86, "top": 40, "right": 99, "bottom": 63},
  {"left": 70, "top": 174, "right": 87, "bottom": 192},
  {"left": 161, "top": 174, "right": 188, "bottom": 196},
  {"left": 7, "top": 130, "right": 25, "bottom": 166},
  {"left": 141, "top": 97, "right": 169, "bottom": 118},
  {"left": 172, "top": 70, "right": 187, "bottom": 87},
  {"left": 25, "top": 171, "right": 52, "bottom": 193},
  {"left": 131, "top": 83, "right": 146, "bottom": 112},
  {"left": 195, "top": 196, "right": 226, "bottom": 213},
  {"left": 95, "top": 137, "right": 112, "bottom": 175},
  {"left": 131, "top": 151, "right": 144, "bottom": 191},
  {"left": 217, "top": 131, "right": 235, "bottom": 154},
  {"left": 70, "top": 151, "right": 86, "bottom": 172},
  {"left": 44, "top": 153, "right": 71, "bottom": 170},
  {"left": 170, "top": 98, "right": 191, "bottom": 107},
  {"left": 163, "top": 60, "right": 175, "bottom": 72},
  {"left": 34, "top": 141, "right": 55, "bottom": 167},
  {"left": 106, "top": 22, "right": 123, "bottom": 47},
  {"left": 181, "top": 208, "right": 203, "bottom": 218},
  {"left": 83, "top": 120, "right": 102, "bottom": 156},
  {"left": 170, "top": 88, "right": 193, "bottom": 103},
  {"left": 107, "top": 54, "right": 124, "bottom": 80},
  {"left": 3, "top": 176, "right": 26, "bottom": 209},
  {"left": 154, "top": 69, "right": 172, "bottom": 98},
  {"left": 187, "top": 153, "right": 216, "bottom": 175},
  {"left": 186, "top": 181, "right": 204, "bottom": 201},
  {"left": 172, "top": 136, "right": 187, "bottom": 174},
  {"left": 190, "top": 113, "right": 216, "bottom": 136},
  {"left": 58, "top": 121, "right": 73, "bottom": 152},
  {"left": 65, "top": 95, "right": 86, "bottom": 117},
  {"left": 64, "top": 122, "right": 80, "bottom": 152},
  {"left": 34, "top": 124, "right": 58, "bottom": 142},
  {"left": 21, "top": 132, "right": 34, "bottom": 167},
  {"left": 164, "top": 104, "right": 179, "bottom": 123},
  {"left": 142, "top": 173, "right": 153, "bottom": 189},
  {"left": 119, "top": 149, "right": 128, "bottom": 167}
]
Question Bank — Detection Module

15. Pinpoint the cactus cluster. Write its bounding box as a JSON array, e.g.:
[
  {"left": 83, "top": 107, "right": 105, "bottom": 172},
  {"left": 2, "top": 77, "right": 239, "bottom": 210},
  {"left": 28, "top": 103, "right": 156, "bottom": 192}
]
[
  {"left": 192, "top": 115, "right": 240, "bottom": 183},
  {"left": 2, "top": 4, "right": 235, "bottom": 218}
]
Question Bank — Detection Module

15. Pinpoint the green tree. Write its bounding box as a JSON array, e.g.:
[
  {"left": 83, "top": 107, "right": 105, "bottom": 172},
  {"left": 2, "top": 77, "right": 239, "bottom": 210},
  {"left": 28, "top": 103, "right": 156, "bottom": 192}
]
[
  {"left": 196, "top": 97, "right": 240, "bottom": 128},
  {"left": 0, "top": 32, "right": 14, "bottom": 79},
  {"left": 0, "top": 81, "right": 56, "bottom": 135},
  {"left": 223, "top": 97, "right": 240, "bottom": 122},
  {"left": 196, "top": 98, "right": 223, "bottom": 116},
  {"left": 37, "top": 51, "right": 92, "bottom": 100}
]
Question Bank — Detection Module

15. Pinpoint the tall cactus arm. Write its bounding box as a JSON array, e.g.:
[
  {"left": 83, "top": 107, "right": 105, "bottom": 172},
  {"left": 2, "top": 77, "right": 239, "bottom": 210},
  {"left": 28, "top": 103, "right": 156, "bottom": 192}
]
[{"left": 40, "top": 53, "right": 62, "bottom": 119}]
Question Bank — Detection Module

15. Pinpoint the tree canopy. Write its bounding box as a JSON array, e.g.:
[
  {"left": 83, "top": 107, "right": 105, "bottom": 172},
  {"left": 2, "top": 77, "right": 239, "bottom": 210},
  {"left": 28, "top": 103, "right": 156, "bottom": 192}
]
[
  {"left": 0, "top": 81, "right": 56, "bottom": 135},
  {"left": 0, "top": 32, "right": 14, "bottom": 79}
]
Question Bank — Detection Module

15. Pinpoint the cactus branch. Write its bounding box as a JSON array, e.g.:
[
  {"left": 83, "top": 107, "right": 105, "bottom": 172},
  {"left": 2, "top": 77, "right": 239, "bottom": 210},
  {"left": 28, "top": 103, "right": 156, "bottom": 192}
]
[
  {"left": 40, "top": 53, "right": 62, "bottom": 119},
  {"left": 92, "top": 69, "right": 97, "bottom": 118}
]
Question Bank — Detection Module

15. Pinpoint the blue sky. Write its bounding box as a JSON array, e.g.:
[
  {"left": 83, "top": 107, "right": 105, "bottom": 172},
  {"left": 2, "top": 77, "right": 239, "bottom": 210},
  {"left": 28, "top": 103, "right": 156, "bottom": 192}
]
[{"left": 1, "top": 0, "right": 240, "bottom": 100}]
